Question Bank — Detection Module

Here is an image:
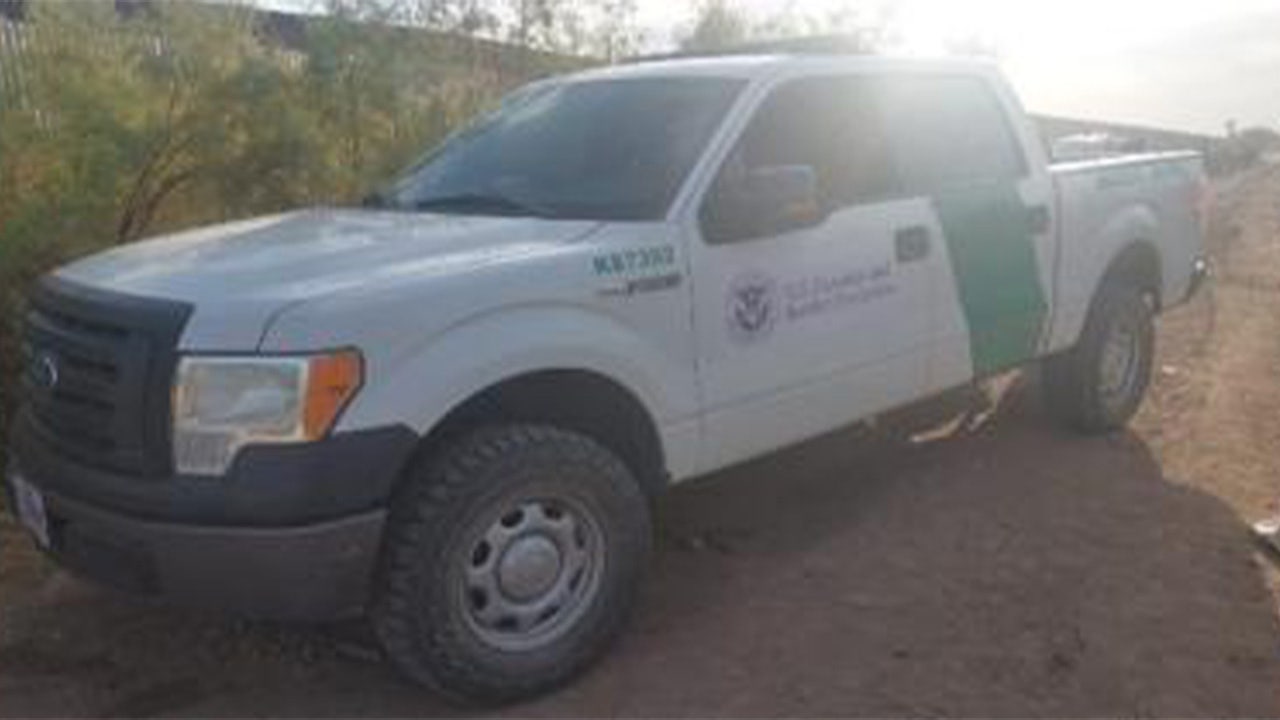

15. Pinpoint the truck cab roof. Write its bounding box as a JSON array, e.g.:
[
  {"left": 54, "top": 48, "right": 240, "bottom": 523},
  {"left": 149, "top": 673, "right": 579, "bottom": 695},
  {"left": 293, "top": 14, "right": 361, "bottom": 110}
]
[{"left": 564, "top": 52, "right": 1000, "bottom": 84}]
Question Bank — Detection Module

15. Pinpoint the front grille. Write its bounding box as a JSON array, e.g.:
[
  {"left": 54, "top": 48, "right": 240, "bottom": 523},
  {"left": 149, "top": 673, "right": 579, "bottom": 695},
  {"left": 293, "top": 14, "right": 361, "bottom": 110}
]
[{"left": 20, "top": 277, "right": 191, "bottom": 477}]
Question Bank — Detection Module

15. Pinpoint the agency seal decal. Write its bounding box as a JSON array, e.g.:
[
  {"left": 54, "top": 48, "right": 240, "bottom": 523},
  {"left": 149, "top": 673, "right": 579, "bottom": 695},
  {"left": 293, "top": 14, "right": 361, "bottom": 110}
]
[{"left": 726, "top": 272, "right": 778, "bottom": 344}]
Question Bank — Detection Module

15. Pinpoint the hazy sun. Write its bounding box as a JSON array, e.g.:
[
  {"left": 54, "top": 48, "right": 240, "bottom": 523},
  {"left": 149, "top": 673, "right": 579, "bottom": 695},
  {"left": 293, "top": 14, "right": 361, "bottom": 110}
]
[
  {"left": 662, "top": 0, "right": 1269, "bottom": 60},
  {"left": 643, "top": 0, "right": 1279, "bottom": 132}
]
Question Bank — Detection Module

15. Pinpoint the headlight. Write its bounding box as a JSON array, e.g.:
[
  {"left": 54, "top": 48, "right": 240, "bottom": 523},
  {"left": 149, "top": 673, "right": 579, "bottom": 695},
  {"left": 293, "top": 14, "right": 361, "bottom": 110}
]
[{"left": 172, "top": 350, "right": 363, "bottom": 476}]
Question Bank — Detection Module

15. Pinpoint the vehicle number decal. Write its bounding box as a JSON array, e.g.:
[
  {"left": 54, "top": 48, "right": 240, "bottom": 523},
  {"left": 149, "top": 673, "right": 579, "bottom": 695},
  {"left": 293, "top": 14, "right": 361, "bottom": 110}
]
[
  {"left": 592, "top": 246, "right": 676, "bottom": 277},
  {"left": 594, "top": 245, "right": 682, "bottom": 297}
]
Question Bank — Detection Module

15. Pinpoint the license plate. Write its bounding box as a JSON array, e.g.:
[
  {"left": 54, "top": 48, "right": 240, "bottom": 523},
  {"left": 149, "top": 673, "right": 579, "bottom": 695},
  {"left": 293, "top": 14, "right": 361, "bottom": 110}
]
[{"left": 9, "top": 472, "right": 50, "bottom": 549}]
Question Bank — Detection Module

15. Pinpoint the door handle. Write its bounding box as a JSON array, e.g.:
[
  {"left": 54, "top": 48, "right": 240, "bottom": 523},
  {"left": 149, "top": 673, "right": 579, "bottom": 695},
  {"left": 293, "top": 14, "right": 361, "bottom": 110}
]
[{"left": 895, "top": 225, "right": 931, "bottom": 263}]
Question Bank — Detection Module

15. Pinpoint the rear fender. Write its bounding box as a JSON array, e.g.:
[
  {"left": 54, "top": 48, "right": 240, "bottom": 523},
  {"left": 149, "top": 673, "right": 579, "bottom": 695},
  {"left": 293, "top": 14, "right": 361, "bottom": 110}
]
[{"left": 1047, "top": 203, "right": 1159, "bottom": 353}]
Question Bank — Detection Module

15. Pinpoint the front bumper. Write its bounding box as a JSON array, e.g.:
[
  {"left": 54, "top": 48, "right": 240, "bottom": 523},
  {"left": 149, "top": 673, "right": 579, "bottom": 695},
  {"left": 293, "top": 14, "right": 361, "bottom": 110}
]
[
  {"left": 9, "top": 484, "right": 385, "bottom": 621},
  {"left": 7, "top": 414, "right": 417, "bottom": 621}
]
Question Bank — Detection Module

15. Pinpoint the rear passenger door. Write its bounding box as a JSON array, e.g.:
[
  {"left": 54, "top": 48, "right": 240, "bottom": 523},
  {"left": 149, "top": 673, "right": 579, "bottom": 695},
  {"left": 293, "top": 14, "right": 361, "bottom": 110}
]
[
  {"left": 689, "top": 75, "right": 943, "bottom": 471},
  {"left": 877, "top": 74, "right": 1055, "bottom": 390}
]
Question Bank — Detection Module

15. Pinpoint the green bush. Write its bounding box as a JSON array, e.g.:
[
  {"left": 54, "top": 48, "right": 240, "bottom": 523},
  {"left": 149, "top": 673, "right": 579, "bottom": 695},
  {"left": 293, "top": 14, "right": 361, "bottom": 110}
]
[{"left": 0, "top": 1, "right": 566, "bottom": 463}]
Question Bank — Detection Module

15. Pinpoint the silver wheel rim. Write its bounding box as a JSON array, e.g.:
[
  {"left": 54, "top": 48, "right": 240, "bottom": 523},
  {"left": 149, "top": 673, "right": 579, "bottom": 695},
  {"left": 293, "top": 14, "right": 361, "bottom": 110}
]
[
  {"left": 1098, "top": 313, "right": 1142, "bottom": 406},
  {"left": 457, "top": 497, "right": 604, "bottom": 652}
]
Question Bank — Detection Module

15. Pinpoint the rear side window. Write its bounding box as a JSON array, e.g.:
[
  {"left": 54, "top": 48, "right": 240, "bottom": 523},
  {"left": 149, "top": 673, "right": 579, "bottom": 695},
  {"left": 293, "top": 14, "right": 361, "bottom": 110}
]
[{"left": 879, "top": 75, "right": 1028, "bottom": 193}]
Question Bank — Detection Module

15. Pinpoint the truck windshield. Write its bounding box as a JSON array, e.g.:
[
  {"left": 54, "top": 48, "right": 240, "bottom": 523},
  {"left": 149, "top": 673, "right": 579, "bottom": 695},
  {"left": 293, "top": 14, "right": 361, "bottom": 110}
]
[{"left": 378, "top": 77, "right": 745, "bottom": 221}]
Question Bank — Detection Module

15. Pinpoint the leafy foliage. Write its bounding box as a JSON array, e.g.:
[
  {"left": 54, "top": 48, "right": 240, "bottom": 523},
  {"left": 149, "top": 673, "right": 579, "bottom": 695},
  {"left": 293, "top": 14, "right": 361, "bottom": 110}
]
[
  {"left": 0, "top": 0, "right": 582, "bottom": 451},
  {"left": 678, "top": 0, "right": 896, "bottom": 53},
  {"left": 1214, "top": 125, "right": 1280, "bottom": 173},
  {"left": 679, "top": 0, "right": 750, "bottom": 52}
]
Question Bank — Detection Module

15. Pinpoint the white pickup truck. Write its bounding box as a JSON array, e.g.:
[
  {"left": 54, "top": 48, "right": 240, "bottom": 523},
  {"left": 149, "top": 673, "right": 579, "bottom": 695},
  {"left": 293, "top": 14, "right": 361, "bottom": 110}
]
[{"left": 7, "top": 52, "right": 1207, "bottom": 701}]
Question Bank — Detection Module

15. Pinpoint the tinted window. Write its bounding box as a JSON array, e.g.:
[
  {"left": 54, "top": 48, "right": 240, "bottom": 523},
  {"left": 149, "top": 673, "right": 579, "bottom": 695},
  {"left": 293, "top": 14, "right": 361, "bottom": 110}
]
[
  {"left": 382, "top": 77, "right": 745, "bottom": 221},
  {"left": 878, "top": 75, "right": 1028, "bottom": 192},
  {"left": 701, "top": 77, "right": 901, "bottom": 243}
]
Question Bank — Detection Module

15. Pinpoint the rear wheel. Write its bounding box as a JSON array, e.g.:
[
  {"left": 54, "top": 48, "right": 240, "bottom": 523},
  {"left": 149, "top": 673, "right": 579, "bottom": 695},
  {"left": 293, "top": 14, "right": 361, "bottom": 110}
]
[
  {"left": 370, "top": 425, "right": 651, "bottom": 704},
  {"left": 1043, "top": 283, "right": 1155, "bottom": 433}
]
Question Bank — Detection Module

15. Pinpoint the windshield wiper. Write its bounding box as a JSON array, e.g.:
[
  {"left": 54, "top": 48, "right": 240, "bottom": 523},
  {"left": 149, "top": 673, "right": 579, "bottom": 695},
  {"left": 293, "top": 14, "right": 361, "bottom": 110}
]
[{"left": 411, "top": 192, "right": 552, "bottom": 218}]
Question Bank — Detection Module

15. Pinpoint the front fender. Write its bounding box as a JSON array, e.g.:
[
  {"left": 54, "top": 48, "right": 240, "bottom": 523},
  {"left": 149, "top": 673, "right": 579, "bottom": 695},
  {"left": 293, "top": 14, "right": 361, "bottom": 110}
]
[{"left": 328, "top": 303, "right": 700, "bottom": 476}]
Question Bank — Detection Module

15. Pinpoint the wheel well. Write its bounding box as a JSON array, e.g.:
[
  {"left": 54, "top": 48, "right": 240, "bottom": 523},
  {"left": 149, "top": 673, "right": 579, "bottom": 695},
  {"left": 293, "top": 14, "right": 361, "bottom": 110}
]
[
  {"left": 407, "top": 370, "right": 668, "bottom": 496},
  {"left": 1101, "top": 241, "right": 1162, "bottom": 309}
]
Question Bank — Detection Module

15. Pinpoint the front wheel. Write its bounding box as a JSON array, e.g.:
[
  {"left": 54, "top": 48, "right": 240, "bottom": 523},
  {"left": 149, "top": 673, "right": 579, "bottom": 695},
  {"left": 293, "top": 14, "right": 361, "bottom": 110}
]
[
  {"left": 1042, "top": 283, "right": 1155, "bottom": 433},
  {"left": 370, "top": 425, "right": 652, "bottom": 704}
]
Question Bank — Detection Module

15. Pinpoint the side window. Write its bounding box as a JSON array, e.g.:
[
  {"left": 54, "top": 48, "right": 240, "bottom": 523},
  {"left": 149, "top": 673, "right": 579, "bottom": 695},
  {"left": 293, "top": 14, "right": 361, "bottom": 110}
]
[
  {"left": 700, "top": 77, "right": 901, "bottom": 244},
  {"left": 878, "top": 75, "right": 1028, "bottom": 193}
]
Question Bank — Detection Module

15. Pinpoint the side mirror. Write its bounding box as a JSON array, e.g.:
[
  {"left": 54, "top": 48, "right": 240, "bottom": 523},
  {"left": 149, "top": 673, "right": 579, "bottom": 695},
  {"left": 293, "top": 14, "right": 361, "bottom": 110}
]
[{"left": 703, "top": 164, "right": 821, "bottom": 243}]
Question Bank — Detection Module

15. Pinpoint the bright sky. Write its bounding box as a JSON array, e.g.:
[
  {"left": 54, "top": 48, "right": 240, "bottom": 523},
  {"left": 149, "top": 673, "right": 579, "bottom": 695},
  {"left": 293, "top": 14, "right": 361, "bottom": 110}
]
[{"left": 636, "top": 0, "right": 1280, "bottom": 134}]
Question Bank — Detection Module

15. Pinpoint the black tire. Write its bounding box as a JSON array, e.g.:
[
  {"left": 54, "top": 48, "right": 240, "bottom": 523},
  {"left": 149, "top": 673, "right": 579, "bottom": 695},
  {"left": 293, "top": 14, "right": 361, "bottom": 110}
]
[
  {"left": 370, "top": 424, "right": 652, "bottom": 704},
  {"left": 1042, "top": 282, "right": 1155, "bottom": 433}
]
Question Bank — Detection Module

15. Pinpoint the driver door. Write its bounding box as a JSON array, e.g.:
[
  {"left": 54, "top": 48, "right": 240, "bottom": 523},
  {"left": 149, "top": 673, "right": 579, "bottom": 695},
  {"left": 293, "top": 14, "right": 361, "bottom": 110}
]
[{"left": 689, "top": 75, "right": 941, "bottom": 471}]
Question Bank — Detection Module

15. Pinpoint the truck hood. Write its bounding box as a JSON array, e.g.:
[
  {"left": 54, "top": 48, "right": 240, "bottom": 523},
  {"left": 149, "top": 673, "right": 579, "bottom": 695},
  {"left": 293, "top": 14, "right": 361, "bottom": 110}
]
[{"left": 55, "top": 209, "right": 602, "bottom": 350}]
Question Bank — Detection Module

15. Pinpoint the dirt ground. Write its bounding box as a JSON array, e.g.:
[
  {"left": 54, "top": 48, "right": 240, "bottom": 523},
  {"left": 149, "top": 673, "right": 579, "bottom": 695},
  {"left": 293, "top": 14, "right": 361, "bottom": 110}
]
[{"left": 3, "top": 167, "right": 1280, "bottom": 717}]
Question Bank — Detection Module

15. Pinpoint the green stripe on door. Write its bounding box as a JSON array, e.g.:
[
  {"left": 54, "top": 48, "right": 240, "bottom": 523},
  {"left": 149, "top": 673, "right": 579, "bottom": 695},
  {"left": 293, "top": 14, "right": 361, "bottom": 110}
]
[{"left": 931, "top": 183, "right": 1048, "bottom": 376}]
